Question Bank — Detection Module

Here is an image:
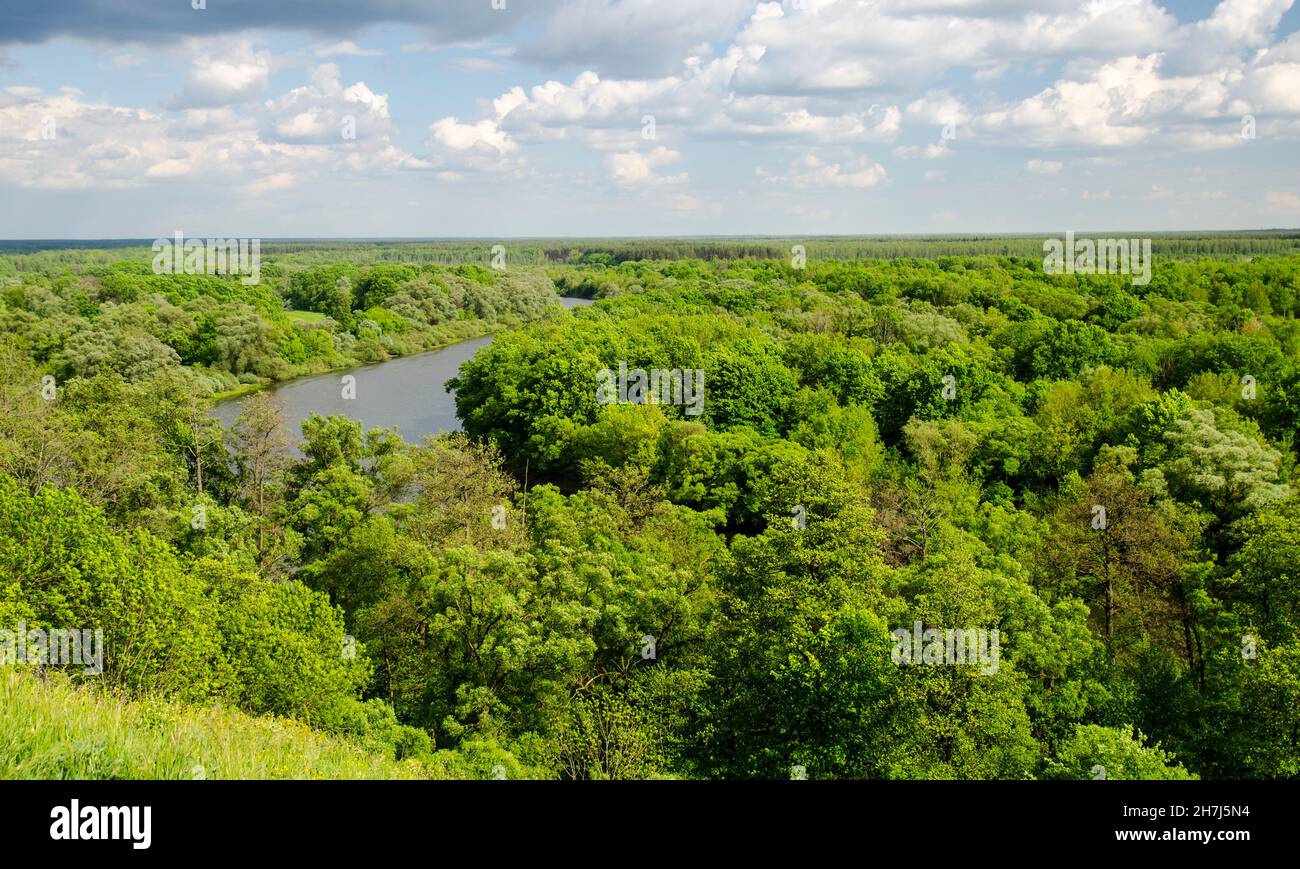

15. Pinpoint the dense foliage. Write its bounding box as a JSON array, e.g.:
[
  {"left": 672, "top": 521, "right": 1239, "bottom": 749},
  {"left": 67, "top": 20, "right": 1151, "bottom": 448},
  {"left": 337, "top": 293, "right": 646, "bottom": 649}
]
[
  {"left": 0, "top": 257, "right": 562, "bottom": 398},
  {"left": 3, "top": 243, "right": 1299, "bottom": 779}
]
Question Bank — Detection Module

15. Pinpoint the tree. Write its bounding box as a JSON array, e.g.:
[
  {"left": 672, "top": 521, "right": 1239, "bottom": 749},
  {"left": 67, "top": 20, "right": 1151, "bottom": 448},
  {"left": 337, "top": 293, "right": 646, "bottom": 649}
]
[
  {"left": 1040, "top": 724, "right": 1195, "bottom": 780},
  {"left": 1141, "top": 405, "right": 1291, "bottom": 563},
  {"left": 552, "top": 688, "right": 669, "bottom": 780},
  {"left": 1044, "top": 446, "right": 1199, "bottom": 666},
  {"left": 54, "top": 326, "right": 181, "bottom": 382},
  {"left": 1155, "top": 407, "right": 1290, "bottom": 524},
  {"left": 1227, "top": 497, "right": 1300, "bottom": 645},
  {"left": 404, "top": 433, "right": 523, "bottom": 550},
  {"left": 231, "top": 392, "right": 292, "bottom": 573}
]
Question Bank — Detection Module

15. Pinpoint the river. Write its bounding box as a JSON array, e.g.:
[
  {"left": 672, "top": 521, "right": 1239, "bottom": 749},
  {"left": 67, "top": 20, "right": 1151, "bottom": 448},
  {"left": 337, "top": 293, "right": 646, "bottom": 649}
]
[{"left": 213, "top": 296, "right": 593, "bottom": 446}]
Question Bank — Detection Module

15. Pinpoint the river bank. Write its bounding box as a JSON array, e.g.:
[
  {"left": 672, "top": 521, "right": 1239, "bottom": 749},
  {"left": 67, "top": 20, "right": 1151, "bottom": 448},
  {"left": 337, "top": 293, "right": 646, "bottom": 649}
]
[{"left": 213, "top": 296, "right": 594, "bottom": 444}]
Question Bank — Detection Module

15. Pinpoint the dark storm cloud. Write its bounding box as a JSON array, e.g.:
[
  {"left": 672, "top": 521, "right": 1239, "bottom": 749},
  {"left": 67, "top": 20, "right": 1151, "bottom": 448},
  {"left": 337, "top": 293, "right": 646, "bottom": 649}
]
[{"left": 0, "top": 0, "right": 557, "bottom": 45}]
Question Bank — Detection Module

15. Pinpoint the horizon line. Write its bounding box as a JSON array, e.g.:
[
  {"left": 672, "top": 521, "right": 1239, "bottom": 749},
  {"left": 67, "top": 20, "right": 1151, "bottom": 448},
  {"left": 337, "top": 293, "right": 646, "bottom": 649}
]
[{"left": 2, "top": 229, "right": 1299, "bottom": 244}]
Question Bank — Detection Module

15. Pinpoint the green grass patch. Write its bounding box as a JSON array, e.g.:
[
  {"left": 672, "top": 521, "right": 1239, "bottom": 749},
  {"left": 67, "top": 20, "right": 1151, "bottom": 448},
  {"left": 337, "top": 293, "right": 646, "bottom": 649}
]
[
  {"left": 0, "top": 669, "right": 437, "bottom": 780},
  {"left": 210, "top": 382, "right": 265, "bottom": 402}
]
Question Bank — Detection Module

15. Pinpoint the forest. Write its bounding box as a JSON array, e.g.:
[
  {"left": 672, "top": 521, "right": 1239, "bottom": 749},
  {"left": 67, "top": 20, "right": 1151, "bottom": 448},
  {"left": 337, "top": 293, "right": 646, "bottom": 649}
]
[{"left": 2, "top": 239, "right": 1299, "bottom": 779}]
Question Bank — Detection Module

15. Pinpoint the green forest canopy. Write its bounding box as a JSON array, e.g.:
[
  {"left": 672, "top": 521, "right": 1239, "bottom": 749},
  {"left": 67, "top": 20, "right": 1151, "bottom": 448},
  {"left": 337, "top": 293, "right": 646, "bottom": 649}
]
[{"left": 1, "top": 239, "right": 1299, "bottom": 779}]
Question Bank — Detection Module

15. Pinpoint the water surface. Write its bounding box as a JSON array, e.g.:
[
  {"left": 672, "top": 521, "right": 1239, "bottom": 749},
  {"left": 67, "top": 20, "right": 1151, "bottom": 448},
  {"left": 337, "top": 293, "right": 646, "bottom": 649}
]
[{"left": 214, "top": 297, "right": 592, "bottom": 446}]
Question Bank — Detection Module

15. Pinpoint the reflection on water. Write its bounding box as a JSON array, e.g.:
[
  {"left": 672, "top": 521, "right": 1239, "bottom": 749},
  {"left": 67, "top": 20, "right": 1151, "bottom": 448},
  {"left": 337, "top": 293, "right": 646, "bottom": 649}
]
[{"left": 213, "top": 296, "right": 593, "bottom": 447}]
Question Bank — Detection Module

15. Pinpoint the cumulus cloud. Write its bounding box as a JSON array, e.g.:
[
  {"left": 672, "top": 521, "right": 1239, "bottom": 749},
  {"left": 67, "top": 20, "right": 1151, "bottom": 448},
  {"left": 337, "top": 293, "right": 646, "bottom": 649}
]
[
  {"left": 408, "top": 0, "right": 1300, "bottom": 182},
  {"left": 1176, "top": 0, "right": 1294, "bottom": 72},
  {"left": 905, "top": 92, "right": 970, "bottom": 127},
  {"left": 425, "top": 113, "right": 523, "bottom": 177},
  {"left": 454, "top": 59, "right": 902, "bottom": 157},
  {"left": 170, "top": 41, "right": 271, "bottom": 109},
  {"left": 1239, "top": 60, "right": 1300, "bottom": 112},
  {"left": 731, "top": 0, "right": 1179, "bottom": 95},
  {"left": 977, "top": 54, "right": 1191, "bottom": 147},
  {"left": 0, "top": 88, "right": 176, "bottom": 189},
  {"left": 607, "top": 145, "right": 686, "bottom": 184},
  {"left": 264, "top": 64, "right": 392, "bottom": 144},
  {"left": 0, "top": 65, "right": 423, "bottom": 194},
  {"left": 429, "top": 117, "right": 517, "bottom": 154},
  {"left": 4, "top": 0, "right": 1300, "bottom": 233}
]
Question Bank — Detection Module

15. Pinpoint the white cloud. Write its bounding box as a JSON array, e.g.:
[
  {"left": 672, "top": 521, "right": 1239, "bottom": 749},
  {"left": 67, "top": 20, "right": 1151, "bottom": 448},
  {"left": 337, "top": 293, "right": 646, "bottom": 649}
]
[
  {"left": 1178, "top": 0, "right": 1294, "bottom": 72},
  {"left": 425, "top": 109, "right": 525, "bottom": 177},
  {"left": 264, "top": 63, "right": 392, "bottom": 144},
  {"left": 249, "top": 171, "right": 298, "bottom": 194},
  {"left": 171, "top": 40, "right": 271, "bottom": 108},
  {"left": 473, "top": 62, "right": 903, "bottom": 155},
  {"left": 905, "top": 91, "right": 970, "bottom": 127},
  {"left": 412, "top": 0, "right": 1300, "bottom": 184},
  {"left": 732, "top": 0, "right": 1179, "bottom": 95},
  {"left": 0, "top": 64, "right": 424, "bottom": 195},
  {"left": 759, "top": 153, "right": 886, "bottom": 189},
  {"left": 1239, "top": 61, "right": 1300, "bottom": 112},
  {"left": 0, "top": 89, "right": 175, "bottom": 189},
  {"left": 607, "top": 145, "right": 685, "bottom": 185},
  {"left": 316, "top": 40, "right": 383, "bottom": 58},
  {"left": 429, "top": 117, "right": 516, "bottom": 154},
  {"left": 4, "top": 0, "right": 1300, "bottom": 234},
  {"left": 171, "top": 107, "right": 254, "bottom": 136},
  {"left": 978, "top": 54, "right": 1174, "bottom": 147}
]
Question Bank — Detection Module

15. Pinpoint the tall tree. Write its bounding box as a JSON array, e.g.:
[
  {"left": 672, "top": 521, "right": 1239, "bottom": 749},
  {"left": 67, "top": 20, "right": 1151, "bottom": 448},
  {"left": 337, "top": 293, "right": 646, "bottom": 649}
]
[
  {"left": 1044, "top": 446, "right": 1199, "bottom": 668},
  {"left": 231, "top": 392, "right": 291, "bottom": 573}
]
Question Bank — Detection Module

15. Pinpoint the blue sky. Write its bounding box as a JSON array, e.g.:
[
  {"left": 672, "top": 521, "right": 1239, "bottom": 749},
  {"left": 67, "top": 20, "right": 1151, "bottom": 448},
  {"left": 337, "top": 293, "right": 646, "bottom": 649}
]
[{"left": 1, "top": 0, "right": 1298, "bottom": 237}]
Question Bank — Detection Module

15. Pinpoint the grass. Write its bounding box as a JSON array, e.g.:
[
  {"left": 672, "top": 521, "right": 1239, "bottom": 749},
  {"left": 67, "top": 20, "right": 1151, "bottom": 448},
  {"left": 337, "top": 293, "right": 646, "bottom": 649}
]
[
  {"left": 210, "top": 382, "right": 265, "bottom": 402},
  {"left": 0, "top": 668, "right": 438, "bottom": 780},
  {"left": 284, "top": 309, "right": 327, "bottom": 323}
]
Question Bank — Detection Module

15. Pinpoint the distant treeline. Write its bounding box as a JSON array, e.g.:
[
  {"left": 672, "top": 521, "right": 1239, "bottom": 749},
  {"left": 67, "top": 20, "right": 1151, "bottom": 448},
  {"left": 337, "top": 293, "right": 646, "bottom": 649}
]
[
  {"left": 536, "top": 232, "right": 1300, "bottom": 263},
  {"left": 3, "top": 232, "right": 1300, "bottom": 274}
]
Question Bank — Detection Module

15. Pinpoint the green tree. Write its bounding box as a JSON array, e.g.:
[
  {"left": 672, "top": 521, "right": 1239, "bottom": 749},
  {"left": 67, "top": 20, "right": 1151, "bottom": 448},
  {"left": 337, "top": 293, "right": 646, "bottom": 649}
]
[{"left": 1040, "top": 724, "right": 1195, "bottom": 780}]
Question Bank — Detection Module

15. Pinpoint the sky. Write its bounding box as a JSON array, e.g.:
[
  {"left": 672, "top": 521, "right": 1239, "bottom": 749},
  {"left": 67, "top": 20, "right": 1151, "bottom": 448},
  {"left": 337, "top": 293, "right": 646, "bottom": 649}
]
[{"left": 1, "top": 0, "right": 1298, "bottom": 238}]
